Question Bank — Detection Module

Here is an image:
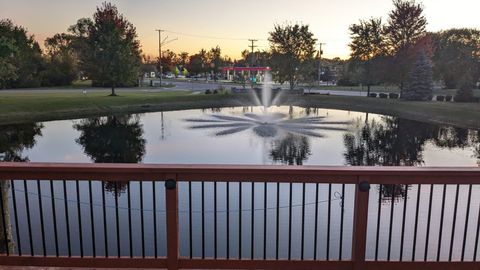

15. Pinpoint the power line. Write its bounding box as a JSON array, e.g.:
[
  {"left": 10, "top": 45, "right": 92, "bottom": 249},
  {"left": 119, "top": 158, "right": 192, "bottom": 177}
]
[{"left": 164, "top": 29, "right": 263, "bottom": 41}]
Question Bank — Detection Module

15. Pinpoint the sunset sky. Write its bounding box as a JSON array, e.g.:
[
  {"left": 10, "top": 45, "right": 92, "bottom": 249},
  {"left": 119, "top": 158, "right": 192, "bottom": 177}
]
[{"left": 1, "top": 0, "right": 479, "bottom": 59}]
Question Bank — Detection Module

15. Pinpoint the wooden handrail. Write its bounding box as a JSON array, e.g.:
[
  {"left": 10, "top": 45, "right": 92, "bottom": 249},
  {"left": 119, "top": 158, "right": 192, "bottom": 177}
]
[{"left": 0, "top": 162, "right": 479, "bottom": 183}]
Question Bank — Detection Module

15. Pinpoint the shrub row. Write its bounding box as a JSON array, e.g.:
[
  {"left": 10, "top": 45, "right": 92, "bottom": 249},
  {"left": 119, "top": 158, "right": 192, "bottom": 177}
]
[
  {"left": 368, "top": 93, "right": 399, "bottom": 99},
  {"left": 435, "top": 95, "right": 453, "bottom": 102}
]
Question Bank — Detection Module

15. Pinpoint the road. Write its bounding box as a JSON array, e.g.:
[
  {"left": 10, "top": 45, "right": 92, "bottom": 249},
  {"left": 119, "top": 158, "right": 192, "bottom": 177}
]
[{"left": 0, "top": 79, "right": 366, "bottom": 97}]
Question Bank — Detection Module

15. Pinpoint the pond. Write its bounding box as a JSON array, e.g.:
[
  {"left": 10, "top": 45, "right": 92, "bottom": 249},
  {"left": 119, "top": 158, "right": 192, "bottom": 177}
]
[
  {"left": 2, "top": 106, "right": 479, "bottom": 166},
  {"left": 1, "top": 106, "right": 479, "bottom": 261}
]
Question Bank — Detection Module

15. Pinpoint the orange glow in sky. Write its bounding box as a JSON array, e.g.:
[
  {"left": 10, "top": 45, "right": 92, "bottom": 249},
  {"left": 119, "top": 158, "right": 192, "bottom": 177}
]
[{"left": 1, "top": 0, "right": 479, "bottom": 59}]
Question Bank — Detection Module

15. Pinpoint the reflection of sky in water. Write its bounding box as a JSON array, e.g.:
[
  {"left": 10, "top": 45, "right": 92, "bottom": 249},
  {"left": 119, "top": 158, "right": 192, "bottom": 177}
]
[{"left": 20, "top": 106, "right": 479, "bottom": 166}]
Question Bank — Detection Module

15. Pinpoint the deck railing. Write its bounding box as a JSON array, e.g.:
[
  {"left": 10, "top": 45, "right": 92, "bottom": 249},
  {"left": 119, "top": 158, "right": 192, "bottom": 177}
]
[{"left": 0, "top": 162, "right": 479, "bottom": 269}]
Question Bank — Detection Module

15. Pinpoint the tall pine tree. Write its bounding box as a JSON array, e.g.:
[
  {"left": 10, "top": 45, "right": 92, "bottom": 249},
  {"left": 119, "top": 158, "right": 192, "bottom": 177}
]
[{"left": 402, "top": 52, "right": 433, "bottom": 101}]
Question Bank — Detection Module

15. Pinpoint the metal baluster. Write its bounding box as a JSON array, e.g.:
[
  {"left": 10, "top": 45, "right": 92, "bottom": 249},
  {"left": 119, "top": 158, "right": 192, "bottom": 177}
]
[
  {"left": 88, "top": 181, "right": 95, "bottom": 257},
  {"left": 375, "top": 184, "right": 383, "bottom": 261},
  {"left": 76, "top": 180, "right": 84, "bottom": 257},
  {"left": 23, "top": 180, "right": 33, "bottom": 256},
  {"left": 36, "top": 180, "right": 46, "bottom": 256},
  {"left": 461, "top": 184, "right": 473, "bottom": 261},
  {"left": 412, "top": 184, "right": 422, "bottom": 261},
  {"left": 101, "top": 183, "right": 108, "bottom": 257},
  {"left": 437, "top": 184, "right": 447, "bottom": 261},
  {"left": 63, "top": 180, "right": 72, "bottom": 257},
  {"left": 388, "top": 185, "right": 396, "bottom": 261},
  {"left": 11, "top": 180, "right": 21, "bottom": 256},
  {"left": 449, "top": 184, "right": 460, "bottom": 261},
  {"left": 127, "top": 182, "right": 133, "bottom": 258},
  {"left": 114, "top": 182, "right": 120, "bottom": 258},
  {"left": 424, "top": 184, "right": 434, "bottom": 261},
  {"left": 399, "top": 185, "right": 408, "bottom": 261}
]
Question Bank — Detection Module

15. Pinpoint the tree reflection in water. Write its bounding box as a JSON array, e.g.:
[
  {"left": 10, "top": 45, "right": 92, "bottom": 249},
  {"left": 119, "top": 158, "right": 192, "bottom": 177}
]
[
  {"left": 344, "top": 116, "right": 480, "bottom": 201},
  {"left": 0, "top": 123, "right": 43, "bottom": 253},
  {"left": 186, "top": 111, "right": 350, "bottom": 165},
  {"left": 270, "top": 134, "right": 312, "bottom": 165},
  {"left": 74, "top": 115, "right": 146, "bottom": 195},
  {"left": 0, "top": 123, "right": 43, "bottom": 162}
]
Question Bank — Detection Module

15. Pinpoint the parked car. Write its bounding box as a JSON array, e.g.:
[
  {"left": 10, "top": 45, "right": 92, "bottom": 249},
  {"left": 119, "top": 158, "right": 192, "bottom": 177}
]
[{"left": 164, "top": 74, "right": 174, "bottom": 79}]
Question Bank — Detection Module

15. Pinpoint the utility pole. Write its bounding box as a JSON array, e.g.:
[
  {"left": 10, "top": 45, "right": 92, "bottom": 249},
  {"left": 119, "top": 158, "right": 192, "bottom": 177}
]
[
  {"left": 156, "top": 29, "right": 164, "bottom": 87},
  {"left": 248, "top": 39, "right": 258, "bottom": 87},
  {"left": 155, "top": 29, "right": 177, "bottom": 87},
  {"left": 318, "top": 42, "right": 326, "bottom": 86}
]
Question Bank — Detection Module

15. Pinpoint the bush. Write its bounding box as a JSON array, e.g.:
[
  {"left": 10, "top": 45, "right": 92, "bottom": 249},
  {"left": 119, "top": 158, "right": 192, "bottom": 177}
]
[
  {"left": 455, "top": 72, "right": 475, "bottom": 102},
  {"left": 205, "top": 89, "right": 212, "bottom": 94},
  {"left": 337, "top": 78, "right": 358, "bottom": 87},
  {"left": 445, "top": 95, "right": 453, "bottom": 101},
  {"left": 379, "top": 93, "right": 388, "bottom": 99},
  {"left": 369, "top": 93, "right": 377, "bottom": 98},
  {"left": 389, "top": 93, "right": 399, "bottom": 99},
  {"left": 213, "top": 89, "right": 219, "bottom": 94},
  {"left": 436, "top": 95, "right": 445, "bottom": 101}
]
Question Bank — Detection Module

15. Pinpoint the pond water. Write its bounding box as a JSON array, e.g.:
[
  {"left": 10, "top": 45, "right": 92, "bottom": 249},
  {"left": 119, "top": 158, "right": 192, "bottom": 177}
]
[
  {"left": 2, "top": 106, "right": 479, "bottom": 166},
  {"left": 1, "top": 106, "right": 479, "bottom": 261}
]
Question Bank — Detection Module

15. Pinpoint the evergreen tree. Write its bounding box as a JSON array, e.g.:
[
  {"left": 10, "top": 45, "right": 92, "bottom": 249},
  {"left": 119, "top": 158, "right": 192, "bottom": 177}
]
[
  {"left": 454, "top": 72, "right": 475, "bottom": 102},
  {"left": 402, "top": 52, "right": 433, "bottom": 101}
]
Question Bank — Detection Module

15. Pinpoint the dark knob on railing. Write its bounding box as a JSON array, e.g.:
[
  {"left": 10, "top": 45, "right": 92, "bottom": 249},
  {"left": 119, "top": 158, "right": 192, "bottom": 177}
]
[
  {"left": 359, "top": 181, "right": 370, "bottom": 192},
  {"left": 165, "top": 179, "right": 176, "bottom": 190}
]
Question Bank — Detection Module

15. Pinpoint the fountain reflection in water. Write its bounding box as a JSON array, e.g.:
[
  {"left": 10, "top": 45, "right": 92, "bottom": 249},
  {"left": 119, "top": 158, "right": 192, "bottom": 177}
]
[{"left": 186, "top": 71, "right": 350, "bottom": 139}]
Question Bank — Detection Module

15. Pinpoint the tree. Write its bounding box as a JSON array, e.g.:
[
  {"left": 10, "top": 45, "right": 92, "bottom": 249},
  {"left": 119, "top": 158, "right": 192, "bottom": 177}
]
[
  {"left": 269, "top": 23, "right": 317, "bottom": 90},
  {"left": 454, "top": 72, "right": 475, "bottom": 102},
  {"left": 0, "top": 19, "right": 44, "bottom": 88},
  {"left": 42, "top": 33, "right": 78, "bottom": 86},
  {"left": 207, "top": 46, "right": 223, "bottom": 76},
  {"left": 432, "top": 29, "right": 480, "bottom": 89},
  {"left": 159, "top": 50, "right": 177, "bottom": 75},
  {"left": 0, "top": 35, "right": 18, "bottom": 88},
  {"left": 74, "top": 115, "right": 146, "bottom": 194},
  {"left": 384, "top": 0, "right": 427, "bottom": 91},
  {"left": 349, "top": 18, "right": 387, "bottom": 95},
  {"left": 178, "top": 51, "right": 189, "bottom": 66},
  {"left": 75, "top": 3, "right": 142, "bottom": 96},
  {"left": 402, "top": 52, "right": 433, "bottom": 101}
]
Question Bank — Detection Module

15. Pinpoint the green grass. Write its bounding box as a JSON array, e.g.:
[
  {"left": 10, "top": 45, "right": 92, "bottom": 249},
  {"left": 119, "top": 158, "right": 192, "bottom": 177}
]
[
  {"left": 0, "top": 90, "right": 479, "bottom": 129},
  {"left": 311, "top": 85, "right": 480, "bottom": 97},
  {"left": 0, "top": 91, "right": 251, "bottom": 124},
  {"left": 288, "top": 95, "right": 480, "bottom": 129}
]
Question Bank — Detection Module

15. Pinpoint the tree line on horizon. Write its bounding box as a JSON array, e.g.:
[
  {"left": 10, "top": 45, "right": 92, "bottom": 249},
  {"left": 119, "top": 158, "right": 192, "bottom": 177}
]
[{"left": 0, "top": 0, "right": 479, "bottom": 99}]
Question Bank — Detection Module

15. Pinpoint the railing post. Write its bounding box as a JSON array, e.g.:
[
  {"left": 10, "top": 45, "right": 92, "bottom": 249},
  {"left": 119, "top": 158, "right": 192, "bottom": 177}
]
[
  {"left": 165, "top": 175, "right": 179, "bottom": 270},
  {"left": 352, "top": 177, "right": 370, "bottom": 270}
]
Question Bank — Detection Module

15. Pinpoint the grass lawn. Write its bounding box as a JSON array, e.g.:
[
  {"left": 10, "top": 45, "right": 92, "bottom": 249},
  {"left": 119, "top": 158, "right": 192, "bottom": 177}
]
[
  {"left": 312, "top": 85, "right": 480, "bottom": 97},
  {"left": 0, "top": 91, "right": 252, "bottom": 124},
  {"left": 0, "top": 90, "right": 479, "bottom": 129},
  {"left": 288, "top": 94, "right": 480, "bottom": 129}
]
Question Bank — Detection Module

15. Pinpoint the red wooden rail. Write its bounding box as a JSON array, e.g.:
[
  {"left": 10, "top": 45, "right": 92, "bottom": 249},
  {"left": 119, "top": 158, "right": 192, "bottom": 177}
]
[{"left": 0, "top": 162, "right": 479, "bottom": 270}]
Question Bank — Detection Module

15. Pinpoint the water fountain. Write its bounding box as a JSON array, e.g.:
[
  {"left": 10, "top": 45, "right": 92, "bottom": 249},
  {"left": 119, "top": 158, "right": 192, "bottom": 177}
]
[{"left": 185, "top": 72, "right": 350, "bottom": 138}]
